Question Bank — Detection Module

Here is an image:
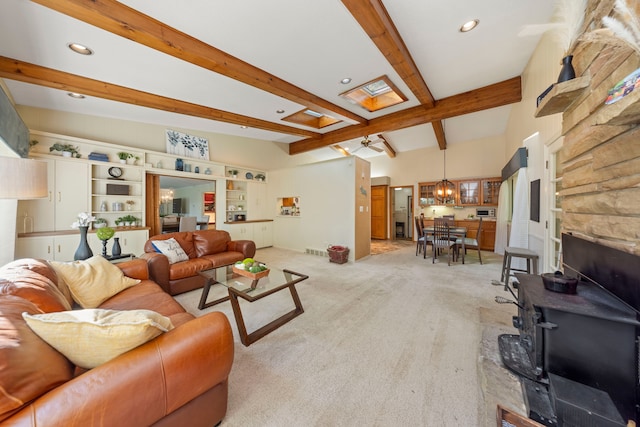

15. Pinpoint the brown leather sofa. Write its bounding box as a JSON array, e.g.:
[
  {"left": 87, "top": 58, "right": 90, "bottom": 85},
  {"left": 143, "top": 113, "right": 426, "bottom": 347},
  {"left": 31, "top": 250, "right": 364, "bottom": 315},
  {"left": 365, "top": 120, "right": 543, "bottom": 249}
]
[
  {"left": 142, "top": 229, "right": 256, "bottom": 295},
  {"left": 0, "top": 258, "right": 234, "bottom": 427}
]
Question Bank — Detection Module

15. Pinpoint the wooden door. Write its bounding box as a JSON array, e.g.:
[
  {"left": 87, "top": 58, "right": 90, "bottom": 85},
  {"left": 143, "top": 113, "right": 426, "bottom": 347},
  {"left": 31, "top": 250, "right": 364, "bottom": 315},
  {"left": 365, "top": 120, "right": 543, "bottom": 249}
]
[{"left": 371, "top": 185, "right": 387, "bottom": 239}]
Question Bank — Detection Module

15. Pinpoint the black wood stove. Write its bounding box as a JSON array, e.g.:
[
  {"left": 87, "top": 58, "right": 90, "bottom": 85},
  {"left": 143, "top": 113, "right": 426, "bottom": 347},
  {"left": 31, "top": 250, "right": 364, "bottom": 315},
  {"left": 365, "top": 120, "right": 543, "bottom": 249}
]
[{"left": 499, "top": 233, "right": 640, "bottom": 426}]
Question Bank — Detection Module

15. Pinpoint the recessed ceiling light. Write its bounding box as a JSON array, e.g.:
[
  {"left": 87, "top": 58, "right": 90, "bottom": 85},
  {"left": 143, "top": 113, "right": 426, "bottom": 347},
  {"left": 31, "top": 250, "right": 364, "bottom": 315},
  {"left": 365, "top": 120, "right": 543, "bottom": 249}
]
[
  {"left": 67, "top": 92, "right": 85, "bottom": 99},
  {"left": 240, "top": 125, "right": 248, "bottom": 129},
  {"left": 460, "top": 19, "right": 479, "bottom": 33},
  {"left": 341, "top": 78, "right": 352, "bottom": 85},
  {"left": 276, "top": 109, "right": 285, "bottom": 114},
  {"left": 67, "top": 42, "right": 93, "bottom": 55}
]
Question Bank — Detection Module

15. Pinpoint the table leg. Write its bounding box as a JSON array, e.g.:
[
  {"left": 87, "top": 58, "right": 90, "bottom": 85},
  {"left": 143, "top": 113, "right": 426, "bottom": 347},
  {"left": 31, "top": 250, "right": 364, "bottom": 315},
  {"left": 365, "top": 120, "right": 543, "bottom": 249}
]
[
  {"left": 198, "top": 278, "right": 230, "bottom": 310},
  {"left": 229, "top": 284, "right": 305, "bottom": 346}
]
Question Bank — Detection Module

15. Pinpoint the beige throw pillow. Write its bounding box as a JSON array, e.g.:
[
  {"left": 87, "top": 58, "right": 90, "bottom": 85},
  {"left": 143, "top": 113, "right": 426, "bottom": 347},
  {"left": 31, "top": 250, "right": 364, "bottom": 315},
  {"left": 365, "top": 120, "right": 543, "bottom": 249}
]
[
  {"left": 50, "top": 256, "right": 140, "bottom": 308},
  {"left": 23, "top": 309, "right": 174, "bottom": 369},
  {"left": 151, "top": 238, "right": 189, "bottom": 264}
]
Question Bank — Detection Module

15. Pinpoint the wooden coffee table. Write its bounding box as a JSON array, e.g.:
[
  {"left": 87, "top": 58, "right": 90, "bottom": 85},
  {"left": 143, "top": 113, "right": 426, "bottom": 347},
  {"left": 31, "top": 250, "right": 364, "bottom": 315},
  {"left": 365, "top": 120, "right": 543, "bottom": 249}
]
[{"left": 198, "top": 265, "right": 309, "bottom": 346}]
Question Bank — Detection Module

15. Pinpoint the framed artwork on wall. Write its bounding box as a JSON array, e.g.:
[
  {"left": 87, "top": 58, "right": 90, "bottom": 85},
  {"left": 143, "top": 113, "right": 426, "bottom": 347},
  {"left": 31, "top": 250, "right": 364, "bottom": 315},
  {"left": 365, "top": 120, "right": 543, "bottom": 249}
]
[{"left": 165, "top": 129, "right": 209, "bottom": 160}]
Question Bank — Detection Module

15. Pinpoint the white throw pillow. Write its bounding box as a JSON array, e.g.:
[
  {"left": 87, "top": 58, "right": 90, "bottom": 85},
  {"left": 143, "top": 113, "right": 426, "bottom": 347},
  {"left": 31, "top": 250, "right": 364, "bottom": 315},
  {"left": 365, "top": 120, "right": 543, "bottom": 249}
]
[
  {"left": 151, "top": 238, "right": 189, "bottom": 264},
  {"left": 50, "top": 256, "right": 140, "bottom": 308},
  {"left": 23, "top": 309, "right": 174, "bottom": 369}
]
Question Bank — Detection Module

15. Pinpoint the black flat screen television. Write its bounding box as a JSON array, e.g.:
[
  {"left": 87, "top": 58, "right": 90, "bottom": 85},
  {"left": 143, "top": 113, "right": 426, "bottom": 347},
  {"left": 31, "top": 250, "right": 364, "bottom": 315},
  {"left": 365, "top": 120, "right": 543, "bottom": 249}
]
[{"left": 172, "top": 198, "right": 184, "bottom": 214}]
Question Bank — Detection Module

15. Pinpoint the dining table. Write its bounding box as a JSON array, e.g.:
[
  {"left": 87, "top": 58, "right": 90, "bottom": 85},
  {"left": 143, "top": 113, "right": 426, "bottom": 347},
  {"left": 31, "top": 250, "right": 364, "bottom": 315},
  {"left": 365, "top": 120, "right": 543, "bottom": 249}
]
[{"left": 423, "top": 226, "right": 468, "bottom": 263}]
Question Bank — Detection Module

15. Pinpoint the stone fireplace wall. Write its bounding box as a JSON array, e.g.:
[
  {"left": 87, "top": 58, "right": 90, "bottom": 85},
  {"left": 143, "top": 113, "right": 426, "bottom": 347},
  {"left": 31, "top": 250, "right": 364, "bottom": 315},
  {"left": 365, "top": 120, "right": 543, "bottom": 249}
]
[{"left": 561, "top": 0, "right": 640, "bottom": 255}]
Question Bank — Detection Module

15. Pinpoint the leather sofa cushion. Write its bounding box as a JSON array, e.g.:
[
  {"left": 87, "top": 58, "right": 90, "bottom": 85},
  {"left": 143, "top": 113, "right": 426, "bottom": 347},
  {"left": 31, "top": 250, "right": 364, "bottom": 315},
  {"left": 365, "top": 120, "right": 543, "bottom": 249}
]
[
  {"left": 169, "top": 258, "right": 213, "bottom": 281},
  {"left": 201, "top": 251, "right": 245, "bottom": 267},
  {"left": 146, "top": 232, "right": 197, "bottom": 259},
  {"left": 193, "top": 230, "right": 231, "bottom": 257},
  {"left": 23, "top": 309, "right": 174, "bottom": 369},
  {"left": 51, "top": 256, "right": 140, "bottom": 308},
  {"left": 0, "top": 259, "right": 72, "bottom": 313},
  {"left": 0, "top": 295, "right": 74, "bottom": 422},
  {"left": 100, "top": 280, "right": 190, "bottom": 321}
]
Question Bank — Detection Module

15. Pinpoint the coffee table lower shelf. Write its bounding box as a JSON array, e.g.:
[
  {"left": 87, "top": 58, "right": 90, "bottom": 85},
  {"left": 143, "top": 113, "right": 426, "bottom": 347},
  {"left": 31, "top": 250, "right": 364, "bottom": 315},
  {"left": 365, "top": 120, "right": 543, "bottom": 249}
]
[{"left": 198, "top": 266, "right": 308, "bottom": 346}]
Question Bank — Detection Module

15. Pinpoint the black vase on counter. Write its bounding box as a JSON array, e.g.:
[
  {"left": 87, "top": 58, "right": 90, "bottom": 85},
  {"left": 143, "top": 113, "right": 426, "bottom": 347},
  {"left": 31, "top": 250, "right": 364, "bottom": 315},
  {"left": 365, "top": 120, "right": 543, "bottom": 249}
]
[
  {"left": 175, "top": 158, "right": 184, "bottom": 171},
  {"left": 112, "top": 237, "right": 121, "bottom": 257}
]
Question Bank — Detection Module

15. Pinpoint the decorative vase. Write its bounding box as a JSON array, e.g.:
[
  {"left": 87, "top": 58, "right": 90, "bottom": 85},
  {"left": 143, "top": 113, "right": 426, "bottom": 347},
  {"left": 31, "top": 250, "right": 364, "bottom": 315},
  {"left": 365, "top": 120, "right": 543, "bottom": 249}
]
[
  {"left": 101, "top": 239, "right": 108, "bottom": 257},
  {"left": 175, "top": 158, "right": 184, "bottom": 171},
  {"left": 557, "top": 55, "right": 576, "bottom": 83},
  {"left": 74, "top": 226, "right": 93, "bottom": 261},
  {"left": 112, "top": 237, "right": 122, "bottom": 257}
]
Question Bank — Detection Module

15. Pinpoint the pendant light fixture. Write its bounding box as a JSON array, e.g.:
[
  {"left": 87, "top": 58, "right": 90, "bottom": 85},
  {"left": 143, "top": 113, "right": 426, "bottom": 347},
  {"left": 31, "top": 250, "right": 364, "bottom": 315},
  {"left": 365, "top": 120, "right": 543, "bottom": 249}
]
[{"left": 434, "top": 149, "right": 456, "bottom": 204}]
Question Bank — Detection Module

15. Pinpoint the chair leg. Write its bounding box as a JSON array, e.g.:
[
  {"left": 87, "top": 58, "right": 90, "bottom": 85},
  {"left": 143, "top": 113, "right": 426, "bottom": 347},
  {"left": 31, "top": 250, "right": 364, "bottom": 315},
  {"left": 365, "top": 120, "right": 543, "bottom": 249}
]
[{"left": 478, "top": 248, "right": 483, "bottom": 264}]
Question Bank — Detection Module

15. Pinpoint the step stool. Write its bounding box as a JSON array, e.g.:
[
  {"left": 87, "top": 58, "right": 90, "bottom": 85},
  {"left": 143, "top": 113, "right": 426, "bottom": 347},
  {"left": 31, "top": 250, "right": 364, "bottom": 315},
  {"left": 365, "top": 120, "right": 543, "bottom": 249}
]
[{"left": 500, "top": 246, "right": 539, "bottom": 284}]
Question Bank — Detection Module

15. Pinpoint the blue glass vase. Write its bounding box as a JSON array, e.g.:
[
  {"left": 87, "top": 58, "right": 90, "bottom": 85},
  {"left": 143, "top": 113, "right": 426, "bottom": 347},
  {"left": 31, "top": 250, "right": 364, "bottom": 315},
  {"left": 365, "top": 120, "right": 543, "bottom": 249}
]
[{"left": 175, "top": 158, "right": 184, "bottom": 171}]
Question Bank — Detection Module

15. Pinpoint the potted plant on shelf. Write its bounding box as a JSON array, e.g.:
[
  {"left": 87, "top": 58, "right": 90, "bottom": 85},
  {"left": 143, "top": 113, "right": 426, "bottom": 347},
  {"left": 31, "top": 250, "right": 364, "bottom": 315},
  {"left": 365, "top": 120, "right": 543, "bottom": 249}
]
[
  {"left": 125, "top": 200, "right": 135, "bottom": 211},
  {"left": 50, "top": 143, "right": 81, "bottom": 158},
  {"left": 229, "top": 169, "right": 238, "bottom": 179},
  {"left": 117, "top": 152, "right": 133, "bottom": 164},
  {"left": 93, "top": 217, "right": 107, "bottom": 229},
  {"left": 254, "top": 173, "right": 265, "bottom": 182}
]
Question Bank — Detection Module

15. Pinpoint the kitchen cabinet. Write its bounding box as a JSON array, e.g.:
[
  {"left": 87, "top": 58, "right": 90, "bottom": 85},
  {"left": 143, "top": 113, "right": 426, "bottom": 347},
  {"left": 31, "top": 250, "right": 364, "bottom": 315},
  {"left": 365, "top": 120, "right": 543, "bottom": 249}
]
[
  {"left": 457, "top": 180, "right": 480, "bottom": 206},
  {"left": 421, "top": 219, "right": 495, "bottom": 251},
  {"left": 15, "top": 234, "right": 79, "bottom": 261},
  {"left": 418, "top": 182, "right": 436, "bottom": 206},
  {"left": 455, "top": 219, "right": 496, "bottom": 251},
  {"left": 17, "top": 158, "right": 89, "bottom": 233},
  {"left": 481, "top": 178, "right": 501, "bottom": 205}
]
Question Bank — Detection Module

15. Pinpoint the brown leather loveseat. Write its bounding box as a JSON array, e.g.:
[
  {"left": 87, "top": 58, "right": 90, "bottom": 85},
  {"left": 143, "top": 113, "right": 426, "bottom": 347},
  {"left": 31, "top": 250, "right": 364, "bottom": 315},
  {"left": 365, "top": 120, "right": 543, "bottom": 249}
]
[
  {"left": 0, "top": 257, "right": 234, "bottom": 427},
  {"left": 142, "top": 229, "right": 256, "bottom": 295}
]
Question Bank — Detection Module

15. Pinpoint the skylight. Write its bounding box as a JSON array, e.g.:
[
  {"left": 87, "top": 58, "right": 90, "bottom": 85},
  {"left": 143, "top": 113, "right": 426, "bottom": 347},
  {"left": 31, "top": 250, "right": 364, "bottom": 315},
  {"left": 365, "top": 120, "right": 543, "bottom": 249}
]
[{"left": 339, "top": 75, "right": 406, "bottom": 112}]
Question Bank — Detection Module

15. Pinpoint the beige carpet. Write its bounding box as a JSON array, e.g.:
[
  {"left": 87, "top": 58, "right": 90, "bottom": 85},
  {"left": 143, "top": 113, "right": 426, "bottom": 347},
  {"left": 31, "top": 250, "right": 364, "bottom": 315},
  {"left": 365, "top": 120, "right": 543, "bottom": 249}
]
[{"left": 174, "top": 245, "right": 525, "bottom": 427}]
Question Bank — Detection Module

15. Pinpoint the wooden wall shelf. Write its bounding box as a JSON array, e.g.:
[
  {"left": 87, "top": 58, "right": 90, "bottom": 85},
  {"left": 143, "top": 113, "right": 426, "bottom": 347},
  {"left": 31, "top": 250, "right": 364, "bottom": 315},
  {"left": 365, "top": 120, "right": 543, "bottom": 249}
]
[{"left": 535, "top": 75, "right": 590, "bottom": 118}]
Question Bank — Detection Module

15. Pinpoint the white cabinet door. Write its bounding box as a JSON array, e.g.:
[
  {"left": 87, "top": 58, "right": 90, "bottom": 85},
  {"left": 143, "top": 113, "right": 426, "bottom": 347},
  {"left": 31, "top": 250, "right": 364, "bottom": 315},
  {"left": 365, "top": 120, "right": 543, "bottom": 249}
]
[
  {"left": 15, "top": 234, "right": 79, "bottom": 261},
  {"left": 17, "top": 158, "right": 54, "bottom": 232},
  {"left": 226, "top": 223, "right": 253, "bottom": 241},
  {"left": 54, "top": 159, "right": 89, "bottom": 230},
  {"left": 116, "top": 229, "right": 149, "bottom": 257},
  {"left": 253, "top": 221, "right": 273, "bottom": 248},
  {"left": 247, "top": 182, "right": 268, "bottom": 220},
  {"left": 17, "top": 158, "right": 89, "bottom": 233}
]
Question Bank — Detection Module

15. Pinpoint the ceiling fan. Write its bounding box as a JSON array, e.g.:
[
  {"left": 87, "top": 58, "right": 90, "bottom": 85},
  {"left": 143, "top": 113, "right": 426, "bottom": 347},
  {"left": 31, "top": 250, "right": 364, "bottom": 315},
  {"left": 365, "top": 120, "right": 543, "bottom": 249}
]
[{"left": 351, "top": 136, "right": 384, "bottom": 153}]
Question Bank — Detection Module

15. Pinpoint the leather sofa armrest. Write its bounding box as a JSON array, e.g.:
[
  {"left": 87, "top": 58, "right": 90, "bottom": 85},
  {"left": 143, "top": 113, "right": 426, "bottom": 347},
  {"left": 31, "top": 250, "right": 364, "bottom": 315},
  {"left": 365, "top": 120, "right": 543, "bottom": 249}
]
[
  {"left": 6, "top": 312, "right": 234, "bottom": 427},
  {"left": 139, "top": 252, "right": 170, "bottom": 293},
  {"left": 228, "top": 240, "right": 256, "bottom": 258},
  {"left": 116, "top": 258, "right": 149, "bottom": 280}
]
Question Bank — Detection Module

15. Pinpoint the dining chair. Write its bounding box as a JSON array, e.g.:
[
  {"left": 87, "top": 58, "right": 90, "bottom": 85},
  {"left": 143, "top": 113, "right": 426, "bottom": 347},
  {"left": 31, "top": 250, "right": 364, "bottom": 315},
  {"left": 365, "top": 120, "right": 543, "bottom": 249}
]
[
  {"left": 414, "top": 216, "right": 425, "bottom": 256},
  {"left": 431, "top": 218, "right": 456, "bottom": 265},
  {"left": 456, "top": 218, "right": 483, "bottom": 264},
  {"left": 179, "top": 216, "right": 198, "bottom": 232}
]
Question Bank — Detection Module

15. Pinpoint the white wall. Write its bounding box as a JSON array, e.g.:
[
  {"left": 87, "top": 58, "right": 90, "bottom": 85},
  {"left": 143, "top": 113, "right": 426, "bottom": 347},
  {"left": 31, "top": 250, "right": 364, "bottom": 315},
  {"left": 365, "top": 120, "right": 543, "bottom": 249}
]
[
  {"left": 503, "top": 32, "right": 563, "bottom": 269},
  {"left": 268, "top": 157, "right": 356, "bottom": 257},
  {"left": 17, "top": 106, "right": 317, "bottom": 172}
]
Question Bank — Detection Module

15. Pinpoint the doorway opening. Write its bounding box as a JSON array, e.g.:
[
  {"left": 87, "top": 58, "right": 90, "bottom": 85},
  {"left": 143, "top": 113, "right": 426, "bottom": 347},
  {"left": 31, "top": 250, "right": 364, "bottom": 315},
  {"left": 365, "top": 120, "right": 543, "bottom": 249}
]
[{"left": 390, "top": 185, "right": 414, "bottom": 241}]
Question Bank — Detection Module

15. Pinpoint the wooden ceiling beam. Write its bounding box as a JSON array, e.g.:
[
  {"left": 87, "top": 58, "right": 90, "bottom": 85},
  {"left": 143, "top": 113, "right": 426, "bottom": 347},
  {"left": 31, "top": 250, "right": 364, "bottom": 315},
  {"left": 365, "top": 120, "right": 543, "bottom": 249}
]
[
  {"left": 431, "top": 121, "right": 447, "bottom": 150},
  {"left": 289, "top": 76, "right": 522, "bottom": 154},
  {"left": 342, "top": 0, "right": 447, "bottom": 150},
  {"left": 30, "top": 0, "right": 366, "bottom": 125},
  {"left": 0, "top": 56, "right": 318, "bottom": 138},
  {"left": 377, "top": 134, "right": 396, "bottom": 158},
  {"left": 342, "top": 0, "right": 435, "bottom": 106}
]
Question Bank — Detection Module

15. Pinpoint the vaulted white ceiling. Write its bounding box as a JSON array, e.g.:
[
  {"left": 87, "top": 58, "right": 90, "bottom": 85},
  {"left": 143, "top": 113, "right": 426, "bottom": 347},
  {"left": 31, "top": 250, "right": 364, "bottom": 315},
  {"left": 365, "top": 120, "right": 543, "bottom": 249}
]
[{"left": 0, "top": 0, "right": 557, "bottom": 161}]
